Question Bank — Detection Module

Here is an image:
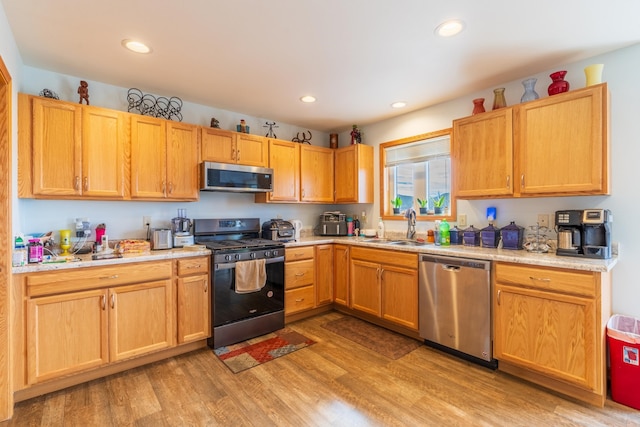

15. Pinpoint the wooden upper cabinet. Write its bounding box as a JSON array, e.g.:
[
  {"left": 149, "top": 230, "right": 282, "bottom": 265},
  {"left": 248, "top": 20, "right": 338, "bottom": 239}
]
[
  {"left": 256, "top": 138, "right": 300, "bottom": 203},
  {"left": 334, "top": 144, "right": 374, "bottom": 203},
  {"left": 452, "top": 108, "right": 514, "bottom": 198},
  {"left": 82, "top": 106, "right": 127, "bottom": 198},
  {"left": 201, "top": 127, "right": 268, "bottom": 167},
  {"left": 166, "top": 122, "right": 199, "bottom": 200},
  {"left": 514, "top": 83, "right": 609, "bottom": 196},
  {"left": 300, "top": 145, "right": 334, "bottom": 202},
  {"left": 131, "top": 115, "right": 167, "bottom": 199},
  {"left": 30, "top": 96, "right": 82, "bottom": 196}
]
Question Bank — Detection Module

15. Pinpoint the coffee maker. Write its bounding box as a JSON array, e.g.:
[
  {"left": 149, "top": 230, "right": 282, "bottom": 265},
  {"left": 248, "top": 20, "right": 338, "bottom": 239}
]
[
  {"left": 555, "top": 209, "right": 612, "bottom": 259},
  {"left": 171, "top": 209, "right": 194, "bottom": 247}
]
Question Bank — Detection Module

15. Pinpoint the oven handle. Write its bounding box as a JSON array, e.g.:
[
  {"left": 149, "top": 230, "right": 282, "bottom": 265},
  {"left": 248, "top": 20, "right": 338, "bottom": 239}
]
[{"left": 216, "top": 256, "right": 284, "bottom": 270}]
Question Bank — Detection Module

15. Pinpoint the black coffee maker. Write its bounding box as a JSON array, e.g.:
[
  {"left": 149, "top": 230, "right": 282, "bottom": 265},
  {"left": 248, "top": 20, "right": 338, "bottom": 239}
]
[{"left": 555, "top": 209, "right": 612, "bottom": 259}]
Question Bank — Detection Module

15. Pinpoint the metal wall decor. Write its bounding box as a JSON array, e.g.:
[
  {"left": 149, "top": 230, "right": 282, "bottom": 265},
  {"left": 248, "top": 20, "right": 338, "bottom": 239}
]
[
  {"left": 127, "top": 88, "right": 183, "bottom": 121},
  {"left": 264, "top": 121, "right": 278, "bottom": 138},
  {"left": 292, "top": 131, "right": 312, "bottom": 144},
  {"left": 39, "top": 88, "right": 59, "bottom": 99}
]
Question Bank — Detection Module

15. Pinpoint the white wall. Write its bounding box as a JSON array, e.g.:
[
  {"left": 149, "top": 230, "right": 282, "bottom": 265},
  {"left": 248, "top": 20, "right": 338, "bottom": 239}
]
[{"left": 355, "top": 43, "right": 640, "bottom": 319}]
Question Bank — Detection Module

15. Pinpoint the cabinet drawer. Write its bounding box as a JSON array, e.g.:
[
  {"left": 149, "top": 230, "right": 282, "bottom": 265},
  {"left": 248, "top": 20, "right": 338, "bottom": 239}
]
[
  {"left": 177, "top": 257, "right": 210, "bottom": 276},
  {"left": 27, "top": 261, "right": 173, "bottom": 297},
  {"left": 495, "top": 262, "right": 596, "bottom": 297},
  {"left": 285, "top": 259, "right": 314, "bottom": 289},
  {"left": 285, "top": 286, "right": 314, "bottom": 314},
  {"left": 285, "top": 246, "right": 314, "bottom": 261},
  {"left": 350, "top": 247, "right": 418, "bottom": 269}
]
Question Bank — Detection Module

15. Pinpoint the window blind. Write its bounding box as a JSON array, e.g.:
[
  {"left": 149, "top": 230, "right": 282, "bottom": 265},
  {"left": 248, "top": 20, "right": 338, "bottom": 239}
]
[{"left": 385, "top": 135, "right": 450, "bottom": 167}]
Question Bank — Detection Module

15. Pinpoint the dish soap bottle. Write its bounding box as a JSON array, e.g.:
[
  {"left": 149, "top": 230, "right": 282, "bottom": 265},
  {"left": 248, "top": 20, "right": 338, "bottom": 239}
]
[
  {"left": 377, "top": 218, "right": 385, "bottom": 239},
  {"left": 12, "top": 235, "right": 26, "bottom": 267},
  {"left": 440, "top": 219, "right": 450, "bottom": 246}
]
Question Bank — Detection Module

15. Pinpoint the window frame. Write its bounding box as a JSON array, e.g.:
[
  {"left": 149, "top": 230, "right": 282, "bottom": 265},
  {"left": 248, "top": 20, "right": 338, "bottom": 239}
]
[{"left": 379, "top": 128, "right": 455, "bottom": 221}]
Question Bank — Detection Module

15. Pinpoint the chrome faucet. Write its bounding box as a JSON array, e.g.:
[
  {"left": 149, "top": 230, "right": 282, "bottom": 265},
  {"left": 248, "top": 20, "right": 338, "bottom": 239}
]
[{"left": 405, "top": 208, "right": 416, "bottom": 240}]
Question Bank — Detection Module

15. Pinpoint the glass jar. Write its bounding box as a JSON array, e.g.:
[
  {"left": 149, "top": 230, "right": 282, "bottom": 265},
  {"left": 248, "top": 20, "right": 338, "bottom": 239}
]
[
  {"left": 28, "top": 239, "right": 43, "bottom": 264},
  {"left": 492, "top": 88, "right": 507, "bottom": 110}
]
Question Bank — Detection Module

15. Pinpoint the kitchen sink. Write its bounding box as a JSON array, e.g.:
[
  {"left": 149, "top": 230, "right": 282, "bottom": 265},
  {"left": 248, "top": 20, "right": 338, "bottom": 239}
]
[{"left": 388, "top": 240, "right": 428, "bottom": 246}]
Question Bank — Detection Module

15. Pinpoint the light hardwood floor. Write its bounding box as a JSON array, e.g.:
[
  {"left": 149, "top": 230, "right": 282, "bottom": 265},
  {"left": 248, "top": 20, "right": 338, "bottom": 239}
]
[{"left": 6, "top": 312, "right": 640, "bottom": 426}]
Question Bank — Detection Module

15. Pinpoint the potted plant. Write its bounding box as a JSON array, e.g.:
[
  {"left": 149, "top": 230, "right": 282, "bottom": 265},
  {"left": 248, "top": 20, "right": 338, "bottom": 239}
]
[
  {"left": 431, "top": 192, "right": 446, "bottom": 215},
  {"left": 417, "top": 198, "right": 428, "bottom": 215},
  {"left": 391, "top": 196, "right": 402, "bottom": 214}
]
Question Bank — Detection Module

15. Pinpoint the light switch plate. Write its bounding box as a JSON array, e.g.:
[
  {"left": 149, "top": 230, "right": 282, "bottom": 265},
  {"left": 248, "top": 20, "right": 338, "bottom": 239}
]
[
  {"left": 537, "top": 214, "right": 549, "bottom": 228},
  {"left": 458, "top": 214, "right": 467, "bottom": 227}
]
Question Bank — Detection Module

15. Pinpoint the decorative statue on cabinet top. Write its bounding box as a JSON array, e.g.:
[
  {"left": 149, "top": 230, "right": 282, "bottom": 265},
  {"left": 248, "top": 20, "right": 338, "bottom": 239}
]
[
  {"left": 210, "top": 117, "right": 220, "bottom": 128},
  {"left": 351, "top": 124, "right": 362, "bottom": 144},
  {"left": 78, "top": 80, "right": 89, "bottom": 105},
  {"left": 264, "top": 121, "right": 278, "bottom": 138},
  {"left": 292, "top": 130, "right": 312, "bottom": 144},
  {"left": 237, "top": 119, "right": 249, "bottom": 133}
]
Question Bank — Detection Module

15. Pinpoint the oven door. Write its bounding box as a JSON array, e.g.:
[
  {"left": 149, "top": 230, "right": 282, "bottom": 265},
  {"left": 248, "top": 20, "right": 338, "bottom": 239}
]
[{"left": 212, "top": 257, "right": 284, "bottom": 327}]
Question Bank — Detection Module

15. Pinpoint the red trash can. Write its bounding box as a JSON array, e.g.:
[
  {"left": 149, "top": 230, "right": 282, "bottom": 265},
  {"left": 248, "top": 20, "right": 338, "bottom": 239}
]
[{"left": 607, "top": 314, "right": 640, "bottom": 410}]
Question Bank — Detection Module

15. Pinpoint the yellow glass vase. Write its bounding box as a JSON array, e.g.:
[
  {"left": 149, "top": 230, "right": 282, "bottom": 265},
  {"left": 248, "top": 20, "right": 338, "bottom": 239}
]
[{"left": 584, "top": 64, "right": 604, "bottom": 86}]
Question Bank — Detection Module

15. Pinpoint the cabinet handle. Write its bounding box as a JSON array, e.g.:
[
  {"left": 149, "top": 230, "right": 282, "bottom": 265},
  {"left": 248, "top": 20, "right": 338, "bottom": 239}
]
[
  {"left": 497, "top": 290, "right": 501, "bottom": 305},
  {"left": 204, "top": 282, "right": 208, "bottom": 293},
  {"left": 110, "top": 294, "right": 115, "bottom": 309},
  {"left": 237, "top": 149, "right": 240, "bottom": 161},
  {"left": 529, "top": 276, "right": 551, "bottom": 283},
  {"left": 295, "top": 298, "right": 304, "bottom": 302},
  {"left": 186, "top": 264, "right": 201, "bottom": 269},
  {"left": 344, "top": 249, "right": 349, "bottom": 260},
  {"left": 521, "top": 174, "right": 525, "bottom": 188},
  {"left": 101, "top": 295, "right": 106, "bottom": 310},
  {"left": 168, "top": 182, "right": 173, "bottom": 194},
  {"left": 232, "top": 148, "right": 236, "bottom": 160},
  {"left": 295, "top": 272, "right": 305, "bottom": 277},
  {"left": 74, "top": 176, "right": 80, "bottom": 190},
  {"left": 100, "top": 275, "right": 119, "bottom": 280},
  {"left": 506, "top": 175, "right": 510, "bottom": 189},
  {"left": 83, "top": 176, "right": 89, "bottom": 191},
  {"left": 162, "top": 181, "right": 166, "bottom": 194}
]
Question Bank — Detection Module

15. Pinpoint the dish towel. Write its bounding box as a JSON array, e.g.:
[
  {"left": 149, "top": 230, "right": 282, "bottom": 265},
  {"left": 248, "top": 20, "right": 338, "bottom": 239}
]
[{"left": 234, "top": 259, "right": 267, "bottom": 294}]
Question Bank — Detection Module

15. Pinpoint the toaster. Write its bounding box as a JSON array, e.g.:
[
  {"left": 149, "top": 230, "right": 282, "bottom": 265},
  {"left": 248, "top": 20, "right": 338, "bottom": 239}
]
[
  {"left": 319, "top": 212, "right": 347, "bottom": 236},
  {"left": 152, "top": 229, "right": 173, "bottom": 250},
  {"left": 261, "top": 219, "right": 295, "bottom": 242}
]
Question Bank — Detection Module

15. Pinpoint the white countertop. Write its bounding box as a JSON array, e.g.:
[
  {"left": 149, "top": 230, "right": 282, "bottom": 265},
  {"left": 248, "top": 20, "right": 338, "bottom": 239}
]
[{"left": 286, "top": 236, "right": 618, "bottom": 273}]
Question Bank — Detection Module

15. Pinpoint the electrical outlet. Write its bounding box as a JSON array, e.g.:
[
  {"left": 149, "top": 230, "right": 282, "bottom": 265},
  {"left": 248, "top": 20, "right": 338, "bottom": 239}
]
[
  {"left": 458, "top": 213, "right": 467, "bottom": 227},
  {"left": 537, "top": 214, "right": 549, "bottom": 228},
  {"left": 143, "top": 216, "right": 151, "bottom": 228}
]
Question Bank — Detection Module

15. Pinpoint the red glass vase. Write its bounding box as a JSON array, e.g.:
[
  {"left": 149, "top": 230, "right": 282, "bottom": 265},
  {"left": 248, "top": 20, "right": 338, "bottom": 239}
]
[
  {"left": 472, "top": 98, "right": 485, "bottom": 115},
  {"left": 548, "top": 70, "right": 569, "bottom": 96}
]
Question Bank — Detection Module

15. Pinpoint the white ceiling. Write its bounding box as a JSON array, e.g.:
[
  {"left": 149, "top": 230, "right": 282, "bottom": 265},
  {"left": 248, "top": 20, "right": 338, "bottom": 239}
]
[{"left": 3, "top": 0, "right": 640, "bottom": 132}]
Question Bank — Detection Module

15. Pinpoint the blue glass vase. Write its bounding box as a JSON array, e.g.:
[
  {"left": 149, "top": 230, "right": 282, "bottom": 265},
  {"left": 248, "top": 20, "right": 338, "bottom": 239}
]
[{"left": 521, "top": 78, "right": 539, "bottom": 102}]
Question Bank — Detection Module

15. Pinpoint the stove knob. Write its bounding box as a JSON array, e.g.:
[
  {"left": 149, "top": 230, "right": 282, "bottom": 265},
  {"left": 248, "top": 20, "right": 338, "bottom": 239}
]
[
  {"left": 250, "top": 252, "right": 256, "bottom": 259},
  {"left": 225, "top": 255, "right": 232, "bottom": 261},
  {"left": 264, "top": 251, "right": 271, "bottom": 258},
  {"left": 235, "top": 254, "right": 241, "bottom": 260}
]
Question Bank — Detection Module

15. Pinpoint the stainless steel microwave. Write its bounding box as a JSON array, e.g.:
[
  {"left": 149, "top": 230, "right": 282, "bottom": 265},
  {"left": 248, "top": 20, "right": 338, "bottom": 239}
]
[{"left": 200, "top": 161, "right": 273, "bottom": 193}]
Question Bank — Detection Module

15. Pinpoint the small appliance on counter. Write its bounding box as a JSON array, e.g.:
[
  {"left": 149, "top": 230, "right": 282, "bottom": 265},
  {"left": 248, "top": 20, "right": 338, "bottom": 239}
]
[
  {"left": 289, "top": 219, "right": 303, "bottom": 241},
  {"left": 171, "top": 209, "right": 194, "bottom": 247},
  {"left": 555, "top": 209, "right": 612, "bottom": 259},
  {"left": 318, "top": 211, "right": 347, "bottom": 236},
  {"left": 262, "top": 219, "right": 295, "bottom": 242},
  {"left": 152, "top": 228, "right": 173, "bottom": 250}
]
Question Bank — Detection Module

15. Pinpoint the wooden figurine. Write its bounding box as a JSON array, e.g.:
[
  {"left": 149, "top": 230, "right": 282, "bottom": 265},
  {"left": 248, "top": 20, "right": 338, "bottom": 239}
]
[{"left": 78, "top": 80, "right": 89, "bottom": 105}]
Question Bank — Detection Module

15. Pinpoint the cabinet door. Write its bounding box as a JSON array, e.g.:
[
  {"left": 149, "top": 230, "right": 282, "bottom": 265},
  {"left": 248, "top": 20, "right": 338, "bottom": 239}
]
[
  {"left": 335, "top": 144, "right": 374, "bottom": 203},
  {"left": 333, "top": 244, "right": 350, "bottom": 306},
  {"left": 177, "top": 274, "right": 211, "bottom": 344},
  {"left": 515, "top": 84, "right": 608, "bottom": 195},
  {"left": 381, "top": 265, "right": 418, "bottom": 330},
  {"left": 82, "top": 106, "right": 127, "bottom": 198},
  {"left": 301, "top": 145, "right": 335, "bottom": 202},
  {"left": 236, "top": 133, "right": 268, "bottom": 167},
  {"left": 268, "top": 139, "right": 300, "bottom": 201},
  {"left": 350, "top": 259, "right": 381, "bottom": 317},
  {"left": 494, "top": 284, "right": 597, "bottom": 391},
  {"left": 315, "top": 244, "right": 334, "bottom": 306},
  {"left": 452, "top": 109, "right": 513, "bottom": 197},
  {"left": 131, "top": 116, "right": 167, "bottom": 198},
  {"left": 31, "top": 97, "right": 82, "bottom": 196},
  {"left": 27, "top": 289, "right": 108, "bottom": 384},
  {"left": 108, "top": 280, "right": 174, "bottom": 361},
  {"left": 166, "top": 122, "right": 199, "bottom": 200},
  {"left": 201, "top": 127, "right": 236, "bottom": 163}
]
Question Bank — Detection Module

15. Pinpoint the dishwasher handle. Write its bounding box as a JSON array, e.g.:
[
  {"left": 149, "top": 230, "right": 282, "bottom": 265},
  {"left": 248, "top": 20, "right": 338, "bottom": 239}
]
[
  {"left": 420, "top": 254, "right": 490, "bottom": 271},
  {"left": 441, "top": 264, "right": 461, "bottom": 272}
]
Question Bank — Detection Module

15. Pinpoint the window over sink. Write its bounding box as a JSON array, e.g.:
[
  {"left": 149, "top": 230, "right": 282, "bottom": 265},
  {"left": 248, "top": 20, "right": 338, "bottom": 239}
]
[{"left": 380, "top": 128, "right": 454, "bottom": 221}]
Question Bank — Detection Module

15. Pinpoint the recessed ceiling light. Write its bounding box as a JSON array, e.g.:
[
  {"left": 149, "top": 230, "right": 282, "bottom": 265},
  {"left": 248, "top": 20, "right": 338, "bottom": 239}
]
[
  {"left": 434, "top": 19, "right": 465, "bottom": 37},
  {"left": 300, "top": 95, "right": 317, "bottom": 103},
  {"left": 391, "top": 101, "right": 407, "bottom": 109},
  {"left": 121, "top": 39, "right": 152, "bottom": 54}
]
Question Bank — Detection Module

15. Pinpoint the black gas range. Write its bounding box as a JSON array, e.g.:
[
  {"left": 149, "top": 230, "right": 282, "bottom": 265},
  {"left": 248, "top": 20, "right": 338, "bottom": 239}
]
[{"left": 193, "top": 218, "right": 285, "bottom": 348}]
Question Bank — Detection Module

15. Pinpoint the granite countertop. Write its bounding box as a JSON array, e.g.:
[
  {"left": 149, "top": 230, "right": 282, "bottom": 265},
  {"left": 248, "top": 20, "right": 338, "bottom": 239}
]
[
  {"left": 12, "top": 247, "right": 212, "bottom": 274},
  {"left": 286, "top": 236, "right": 618, "bottom": 273}
]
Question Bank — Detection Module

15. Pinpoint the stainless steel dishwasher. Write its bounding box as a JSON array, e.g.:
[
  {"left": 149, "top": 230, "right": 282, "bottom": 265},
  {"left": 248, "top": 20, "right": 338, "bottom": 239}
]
[{"left": 419, "top": 254, "right": 497, "bottom": 368}]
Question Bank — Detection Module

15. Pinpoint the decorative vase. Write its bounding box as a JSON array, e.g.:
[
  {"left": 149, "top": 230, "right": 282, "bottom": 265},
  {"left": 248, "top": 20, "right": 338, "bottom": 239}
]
[
  {"left": 492, "top": 88, "right": 507, "bottom": 110},
  {"left": 472, "top": 98, "right": 485, "bottom": 115},
  {"left": 548, "top": 70, "right": 569, "bottom": 96},
  {"left": 520, "top": 78, "right": 539, "bottom": 102},
  {"left": 584, "top": 64, "right": 604, "bottom": 86}
]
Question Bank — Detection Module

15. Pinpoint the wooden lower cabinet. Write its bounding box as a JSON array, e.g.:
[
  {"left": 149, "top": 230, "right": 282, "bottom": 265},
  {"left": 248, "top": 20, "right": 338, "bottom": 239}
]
[
  {"left": 285, "top": 246, "right": 316, "bottom": 315},
  {"left": 494, "top": 262, "right": 610, "bottom": 407},
  {"left": 176, "top": 257, "right": 211, "bottom": 344},
  {"left": 333, "top": 244, "right": 350, "bottom": 306},
  {"left": 349, "top": 247, "right": 419, "bottom": 330},
  {"left": 315, "top": 245, "right": 334, "bottom": 306}
]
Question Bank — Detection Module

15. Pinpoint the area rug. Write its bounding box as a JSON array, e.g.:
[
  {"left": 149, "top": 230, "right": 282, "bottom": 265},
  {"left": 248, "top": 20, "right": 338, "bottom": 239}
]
[
  {"left": 322, "top": 316, "right": 421, "bottom": 360},
  {"left": 214, "top": 328, "right": 315, "bottom": 373}
]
